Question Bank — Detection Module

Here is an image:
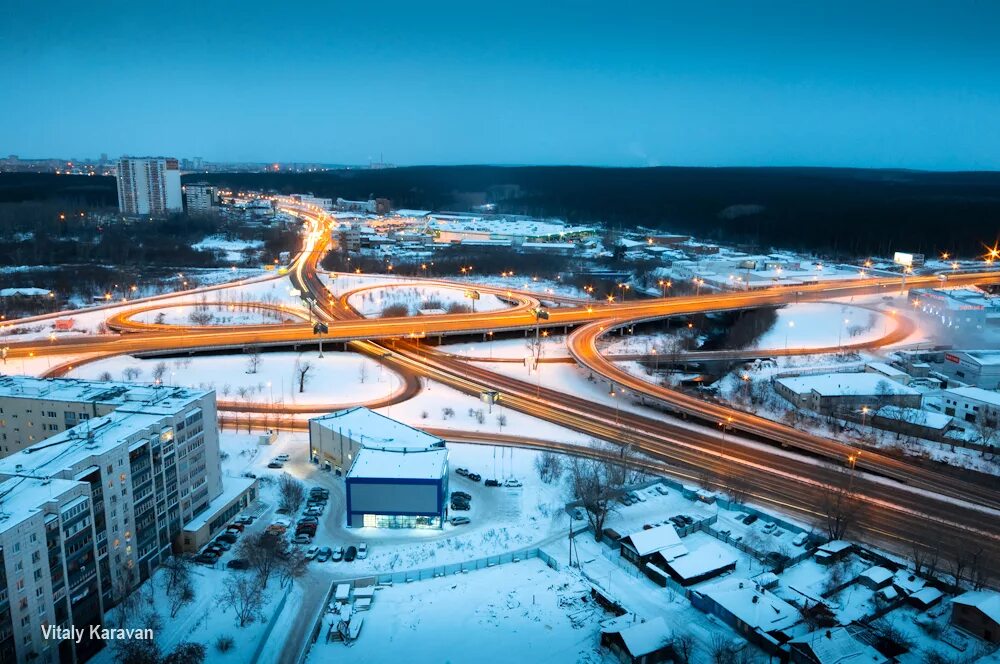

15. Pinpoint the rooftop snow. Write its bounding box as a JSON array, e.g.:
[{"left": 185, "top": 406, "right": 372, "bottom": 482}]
[
  {"left": 0, "top": 376, "right": 209, "bottom": 409},
  {"left": 606, "top": 616, "right": 672, "bottom": 657},
  {"left": 664, "top": 541, "right": 737, "bottom": 580},
  {"left": 0, "top": 410, "right": 167, "bottom": 478},
  {"left": 789, "top": 626, "right": 889, "bottom": 664},
  {"left": 776, "top": 373, "right": 920, "bottom": 398},
  {"left": 0, "top": 477, "right": 88, "bottom": 534},
  {"left": 346, "top": 447, "right": 448, "bottom": 481},
  {"left": 621, "top": 523, "right": 685, "bottom": 558},
  {"left": 311, "top": 407, "right": 444, "bottom": 451},
  {"left": 182, "top": 475, "right": 256, "bottom": 532},
  {"left": 859, "top": 566, "right": 893, "bottom": 585},
  {"left": 0, "top": 287, "right": 52, "bottom": 297},
  {"left": 952, "top": 590, "right": 1000, "bottom": 624},
  {"left": 698, "top": 577, "right": 800, "bottom": 632},
  {"left": 944, "top": 386, "right": 1000, "bottom": 408},
  {"left": 964, "top": 350, "right": 1000, "bottom": 366},
  {"left": 875, "top": 406, "right": 952, "bottom": 430}
]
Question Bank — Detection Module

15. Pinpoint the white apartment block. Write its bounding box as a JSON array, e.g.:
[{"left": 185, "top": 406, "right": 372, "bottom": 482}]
[{"left": 116, "top": 157, "right": 182, "bottom": 216}]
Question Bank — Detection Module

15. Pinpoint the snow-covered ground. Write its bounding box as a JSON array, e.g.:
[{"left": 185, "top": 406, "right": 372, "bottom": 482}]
[
  {"left": 66, "top": 351, "right": 400, "bottom": 407},
  {"left": 131, "top": 303, "right": 305, "bottom": 326},
  {"left": 306, "top": 558, "right": 607, "bottom": 664},
  {"left": 441, "top": 334, "right": 571, "bottom": 360},
  {"left": 192, "top": 235, "right": 264, "bottom": 262},
  {"left": 348, "top": 284, "right": 512, "bottom": 317}
]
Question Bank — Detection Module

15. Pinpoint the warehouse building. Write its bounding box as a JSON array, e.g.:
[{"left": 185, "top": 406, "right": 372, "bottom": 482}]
[
  {"left": 310, "top": 408, "right": 449, "bottom": 528},
  {"left": 774, "top": 373, "right": 922, "bottom": 414},
  {"left": 938, "top": 350, "right": 1000, "bottom": 390}
]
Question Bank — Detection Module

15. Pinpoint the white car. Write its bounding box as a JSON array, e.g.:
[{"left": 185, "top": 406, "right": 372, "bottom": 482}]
[
  {"left": 792, "top": 532, "right": 808, "bottom": 547},
  {"left": 762, "top": 522, "right": 777, "bottom": 534},
  {"left": 274, "top": 453, "right": 290, "bottom": 462},
  {"left": 272, "top": 517, "right": 292, "bottom": 528},
  {"left": 504, "top": 478, "right": 523, "bottom": 488},
  {"left": 357, "top": 542, "right": 368, "bottom": 559},
  {"left": 305, "top": 546, "right": 319, "bottom": 560}
]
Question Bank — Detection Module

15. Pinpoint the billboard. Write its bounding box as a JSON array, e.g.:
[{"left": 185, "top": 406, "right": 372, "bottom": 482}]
[{"left": 893, "top": 252, "right": 914, "bottom": 267}]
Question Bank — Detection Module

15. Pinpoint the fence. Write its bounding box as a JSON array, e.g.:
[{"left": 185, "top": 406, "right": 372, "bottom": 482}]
[{"left": 250, "top": 582, "right": 293, "bottom": 663}]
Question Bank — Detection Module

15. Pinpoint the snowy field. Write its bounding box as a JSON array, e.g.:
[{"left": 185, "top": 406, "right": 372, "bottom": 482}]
[
  {"left": 306, "top": 558, "right": 608, "bottom": 664},
  {"left": 348, "top": 284, "right": 512, "bottom": 317},
  {"left": 66, "top": 350, "right": 400, "bottom": 407},
  {"left": 192, "top": 235, "right": 264, "bottom": 262},
  {"left": 131, "top": 303, "right": 306, "bottom": 326},
  {"left": 441, "top": 334, "right": 571, "bottom": 360}
]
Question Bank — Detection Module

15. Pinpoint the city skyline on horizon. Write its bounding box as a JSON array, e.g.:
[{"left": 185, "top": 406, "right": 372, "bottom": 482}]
[{"left": 2, "top": 1, "right": 1000, "bottom": 170}]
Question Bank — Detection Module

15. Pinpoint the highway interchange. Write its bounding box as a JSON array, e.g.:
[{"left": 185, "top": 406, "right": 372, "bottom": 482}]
[{"left": 5, "top": 200, "right": 1000, "bottom": 575}]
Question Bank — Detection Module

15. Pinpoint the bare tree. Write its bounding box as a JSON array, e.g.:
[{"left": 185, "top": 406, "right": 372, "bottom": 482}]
[
  {"left": 672, "top": 632, "right": 696, "bottom": 664},
  {"left": 111, "top": 561, "right": 142, "bottom": 628},
  {"left": 819, "top": 467, "right": 863, "bottom": 540},
  {"left": 972, "top": 411, "right": 998, "bottom": 451},
  {"left": 534, "top": 451, "right": 563, "bottom": 484},
  {"left": 217, "top": 572, "right": 264, "bottom": 627},
  {"left": 278, "top": 474, "right": 306, "bottom": 514},
  {"left": 295, "top": 358, "right": 313, "bottom": 393},
  {"left": 160, "top": 555, "right": 192, "bottom": 596},
  {"left": 358, "top": 362, "right": 369, "bottom": 384},
  {"left": 236, "top": 532, "right": 283, "bottom": 588},
  {"left": 161, "top": 642, "right": 207, "bottom": 664},
  {"left": 168, "top": 577, "right": 195, "bottom": 619},
  {"left": 98, "top": 370, "right": 113, "bottom": 382},
  {"left": 246, "top": 346, "right": 261, "bottom": 374},
  {"left": 122, "top": 366, "right": 142, "bottom": 382},
  {"left": 569, "top": 441, "right": 638, "bottom": 541},
  {"left": 278, "top": 548, "right": 309, "bottom": 588},
  {"left": 152, "top": 361, "right": 168, "bottom": 384}
]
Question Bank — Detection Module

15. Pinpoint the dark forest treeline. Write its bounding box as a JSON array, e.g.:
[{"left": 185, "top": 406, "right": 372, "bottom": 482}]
[{"left": 4, "top": 168, "right": 1000, "bottom": 257}]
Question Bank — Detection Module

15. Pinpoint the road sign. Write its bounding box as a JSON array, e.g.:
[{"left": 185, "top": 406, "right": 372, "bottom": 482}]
[{"left": 464, "top": 290, "right": 481, "bottom": 301}]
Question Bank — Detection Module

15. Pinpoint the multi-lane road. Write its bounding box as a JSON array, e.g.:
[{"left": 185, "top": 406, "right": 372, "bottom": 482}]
[{"left": 5, "top": 202, "right": 1000, "bottom": 571}]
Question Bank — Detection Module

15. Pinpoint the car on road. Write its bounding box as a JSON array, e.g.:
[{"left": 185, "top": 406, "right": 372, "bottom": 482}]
[
  {"left": 274, "top": 454, "right": 290, "bottom": 462},
  {"left": 226, "top": 559, "right": 249, "bottom": 570},
  {"left": 305, "top": 546, "right": 320, "bottom": 560},
  {"left": 467, "top": 473, "right": 482, "bottom": 482},
  {"left": 455, "top": 467, "right": 470, "bottom": 477},
  {"left": 742, "top": 514, "right": 758, "bottom": 525},
  {"left": 316, "top": 547, "right": 332, "bottom": 562},
  {"left": 344, "top": 546, "right": 358, "bottom": 562},
  {"left": 504, "top": 479, "right": 522, "bottom": 488},
  {"left": 449, "top": 516, "right": 471, "bottom": 526},
  {"left": 451, "top": 491, "right": 471, "bottom": 501},
  {"left": 292, "top": 534, "right": 312, "bottom": 545},
  {"left": 267, "top": 461, "right": 284, "bottom": 469},
  {"left": 357, "top": 543, "right": 368, "bottom": 560},
  {"left": 484, "top": 479, "right": 501, "bottom": 487},
  {"left": 332, "top": 546, "right": 344, "bottom": 562}
]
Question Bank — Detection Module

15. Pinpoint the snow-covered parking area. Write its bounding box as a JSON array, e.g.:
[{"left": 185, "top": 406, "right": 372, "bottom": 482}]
[{"left": 306, "top": 558, "right": 608, "bottom": 664}]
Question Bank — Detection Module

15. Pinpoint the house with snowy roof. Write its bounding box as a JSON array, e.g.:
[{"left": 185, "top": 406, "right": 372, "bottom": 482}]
[
  {"left": 600, "top": 616, "right": 674, "bottom": 664},
  {"left": 951, "top": 590, "right": 1000, "bottom": 643},
  {"left": 692, "top": 577, "right": 801, "bottom": 656},
  {"left": 788, "top": 626, "right": 889, "bottom": 664}
]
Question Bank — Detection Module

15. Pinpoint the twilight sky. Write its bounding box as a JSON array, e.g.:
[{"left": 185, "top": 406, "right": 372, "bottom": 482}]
[{"left": 2, "top": 1, "right": 999, "bottom": 169}]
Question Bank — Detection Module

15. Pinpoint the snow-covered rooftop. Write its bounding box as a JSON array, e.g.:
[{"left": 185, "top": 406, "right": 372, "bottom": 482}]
[
  {"left": 953, "top": 590, "right": 1000, "bottom": 624},
  {"left": 346, "top": 447, "right": 448, "bottom": 481},
  {"left": 0, "top": 410, "right": 167, "bottom": 478},
  {"left": 604, "top": 616, "right": 672, "bottom": 657},
  {"left": 0, "top": 376, "right": 209, "bottom": 410},
  {"left": 621, "top": 523, "right": 685, "bottom": 558},
  {"left": 776, "top": 373, "right": 921, "bottom": 398},
  {"left": 698, "top": 577, "right": 800, "bottom": 632},
  {"left": 182, "top": 475, "right": 256, "bottom": 532},
  {"left": 789, "top": 626, "right": 889, "bottom": 664},
  {"left": 665, "top": 542, "right": 737, "bottom": 580},
  {"left": 875, "top": 406, "right": 952, "bottom": 430},
  {"left": 0, "top": 287, "right": 52, "bottom": 297},
  {"left": 311, "top": 407, "right": 444, "bottom": 452},
  {"left": 859, "top": 566, "right": 893, "bottom": 585},
  {"left": 944, "top": 386, "right": 1000, "bottom": 408},
  {"left": 0, "top": 477, "right": 87, "bottom": 534}
]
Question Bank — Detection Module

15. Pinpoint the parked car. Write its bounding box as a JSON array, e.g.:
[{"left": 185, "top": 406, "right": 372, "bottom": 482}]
[
  {"left": 571, "top": 508, "right": 585, "bottom": 521},
  {"left": 631, "top": 491, "right": 646, "bottom": 502},
  {"left": 212, "top": 540, "right": 232, "bottom": 551},
  {"left": 504, "top": 479, "right": 522, "bottom": 488},
  {"left": 654, "top": 485, "right": 669, "bottom": 495},
  {"left": 450, "top": 501, "right": 470, "bottom": 511},
  {"left": 742, "top": 514, "right": 758, "bottom": 525},
  {"left": 218, "top": 532, "right": 238, "bottom": 544},
  {"left": 194, "top": 553, "right": 218, "bottom": 565},
  {"left": 274, "top": 453, "right": 290, "bottom": 461},
  {"left": 451, "top": 491, "right": 471, "bottom": 501},
  {"left": 316, "top": 547, "right": 332, "bottom": 562},
  {"left": 297, "top": 516, "right": 319, "bottom": 525},
  {"left": 484, "top": 479, "right": 501, "bottom": 487},
  {"left": 310, "top": 489, "right": 329, "bottom": 498},
  {"left": 296, "top": 526, "right": 317, "bottom": 537},
  {"left": 357, "top": 543, "right": 368, "bottom": 560},
  {"left": 305, "top": 546, "right": 320, "bottom": 560},
  {"left": 267, "top": 461, "right": 284, "bottom": 469},
  {"left": 275, "top": 507, "right": 291, "bottom": 515},
  {"left": 792, "top": 532, "right": 808, "bottom": 547},
  {"left": 241, "top": 471, "right": 257, "bottom": 479},
  {"left": 467, "top": 473, "right": 482, "bottom": 482},
  {"left": 344, "top": 546, "right": 358, "bottom": 562},
  {"left": 226, "top": 559, "right": 249, "bottom": 570},
  {"left": 227, "top": 523, "right": 245, "bottom": 533},
  {"left": 305, "top": 507, "right": 323, "bottom": 518},
  {"left": 449, "top": 516, "right": 471, "bottom": 526},
  {"left": 237, "top": 516, "right": 255, "bottom": 525},
  {"left": 619, "top": 495, "right": 634, "bottom": 506},
  {"left": 762, "top": 522, "right": 777, "bottom": 534},
  {"left": 455, "top": 467, "right": 470, "bottom": 477},
  {"left": 292, "top": 534, "right": 312, "bottom": 545},
  {"left": 332, "top": 546, "right": 344, "bottom": 562}
]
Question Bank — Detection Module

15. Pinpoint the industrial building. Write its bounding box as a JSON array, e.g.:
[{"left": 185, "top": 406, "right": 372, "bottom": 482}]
[
  {"left": 115, "top": 156, "right": 182, "bottom": 216},
  {"left": 939, "top": 350, "right": 1000, "bottom": 390},
  {"left": 774, "top": 373, "right": 922, "bottom": 414},
  {"left": 940, "top": 386, "right": 1000, "bottom": 426},
  {"left": 309, "top": 408, "right": 449, "bottom": 528}
]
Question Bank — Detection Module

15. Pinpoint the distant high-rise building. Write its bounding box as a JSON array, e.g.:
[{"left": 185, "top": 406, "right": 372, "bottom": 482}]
[
  {"left": 183, "top": 182, "right": 217, "bottom": 214},
  {"left": 116, "top": 156, "right": 182, "bottom": 216}
]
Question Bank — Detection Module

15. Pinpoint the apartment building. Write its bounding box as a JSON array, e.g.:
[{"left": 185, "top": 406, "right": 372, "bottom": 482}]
[
  {"left": 116, "top": 157, "right": 182, "bottom": 216},
  {"left": 0, "top": 477, "right": 102, "bottom": 663},
  {"left": 183, "top": 182, "right": 217, "bottom": 214}
]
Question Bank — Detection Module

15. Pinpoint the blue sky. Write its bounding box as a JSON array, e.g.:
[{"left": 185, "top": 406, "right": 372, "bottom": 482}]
[{"left": 2, "top": 1, "right": 999, "bottom": 168}]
